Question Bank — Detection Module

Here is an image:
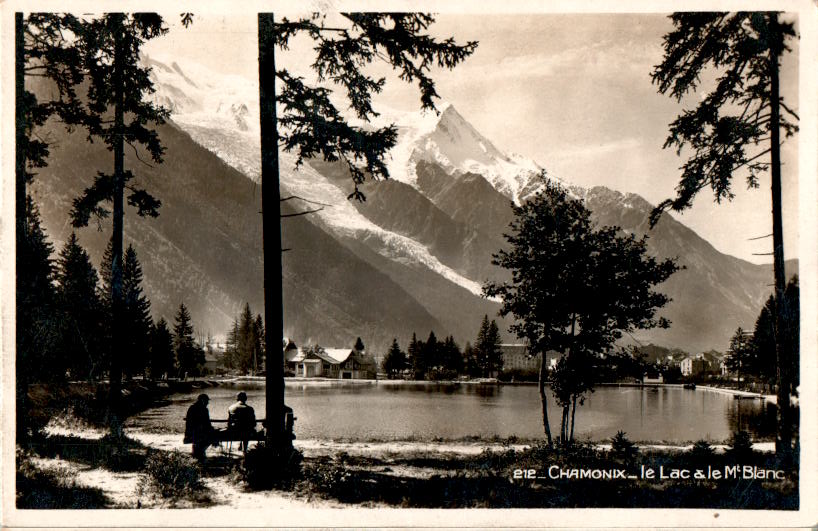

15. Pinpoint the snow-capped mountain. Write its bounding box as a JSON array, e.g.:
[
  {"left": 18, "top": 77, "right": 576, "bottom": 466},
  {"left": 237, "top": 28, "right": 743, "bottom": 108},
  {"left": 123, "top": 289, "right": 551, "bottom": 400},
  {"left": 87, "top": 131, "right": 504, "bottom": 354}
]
[
  {"left": 27, "top": 54, "right": 791, "bottom": 354},
  {"left": 144, "top": 54, "right": 541, "bottom": 296},
  {"left": 145, "top": 54, "right": 550, "bottom": 204}
]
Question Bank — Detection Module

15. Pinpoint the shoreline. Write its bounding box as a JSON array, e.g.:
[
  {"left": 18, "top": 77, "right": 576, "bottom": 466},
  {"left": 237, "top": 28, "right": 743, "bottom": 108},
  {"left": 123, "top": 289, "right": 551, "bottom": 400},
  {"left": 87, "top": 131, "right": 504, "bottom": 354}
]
[{"left": 42, "top": 422, "right": 778, "bottom": 458}]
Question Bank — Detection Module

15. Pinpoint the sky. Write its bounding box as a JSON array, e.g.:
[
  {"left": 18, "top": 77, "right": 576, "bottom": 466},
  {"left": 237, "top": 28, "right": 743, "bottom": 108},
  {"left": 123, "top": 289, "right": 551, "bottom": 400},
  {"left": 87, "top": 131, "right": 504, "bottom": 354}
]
[{"left": 144, "top": 12, "right": 801, "bottom": 265}]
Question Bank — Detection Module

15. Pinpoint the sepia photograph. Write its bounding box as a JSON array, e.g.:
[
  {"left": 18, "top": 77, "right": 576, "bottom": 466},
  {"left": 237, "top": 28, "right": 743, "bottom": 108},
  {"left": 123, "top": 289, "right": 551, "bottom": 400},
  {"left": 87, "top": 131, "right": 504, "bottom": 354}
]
[{"left": 2, "top": 0, "right": 816, "bottom": 528}]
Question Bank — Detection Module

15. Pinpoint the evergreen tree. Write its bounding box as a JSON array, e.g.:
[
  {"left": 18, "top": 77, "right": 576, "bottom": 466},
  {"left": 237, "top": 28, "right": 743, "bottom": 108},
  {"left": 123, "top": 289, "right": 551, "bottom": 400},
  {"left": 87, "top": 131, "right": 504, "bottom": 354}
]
[
  {"left": 726, "top": 327, "right": 753, "bottom": 388},
  {"left": 651, "top": 11, "right": 798, "bottom": 464},
  {"left": 258, "top": 13, "right": 477, "bottom": 443},
  {"left": 475, "top": 315, "right": 503, "bottom": 377},
  {"left": 752, "top": 275, "right": 799, "bottom": 392},
  {"left": 354, "top": 337, "right": 365, "bottom": 352},
  {"left": 237, "top": 302, "right": 255, "bottom": 374},
  {"left": 485, "top": 180, "right": 678, "bottom": 446},
  {"left": 18, "top": 197, "right": 60, "bottom": 385},
  {"left": 462, "top": 341, "right": 479, "bottom": 378},
  {"left": 122, "top": 245, "right": 152, "bottom": 378},
  {"left": 445, "top": 336, "right": 465, "bottom": 375},
  {"left": 55, "top": 233, "right": 104, "bottom": 381},
  {"left": 382, "top": 338, "right": 407, "bottom": 379},
  {"left": 487, "top": 320, "right": 504, "bottom": 376},
  {"left": 407, "top": 332, "right": 425, "bottom": 380},
  {"left": 783, "top": 276, "right": 799, "bottom": 391},
  {"left": 173, "top": 303, "right": 200, "bottom": 378},
  {"left": 751, "top": 296, "right": 776, "bottom": 386},
  {"left": 16, "top": 14, "right": 85, "bottom": 442},
  {"left": 148, "top": 317, "right": 174, "bottom": 380},
  {"left": 421, "top": 331, "right": 439, "bottom": 376},
  {"left": 68, "top": 14, "right": 170, "bottom": 434},
  {"left": 224, "top": 317, "right": 240, "bottom": 371}
]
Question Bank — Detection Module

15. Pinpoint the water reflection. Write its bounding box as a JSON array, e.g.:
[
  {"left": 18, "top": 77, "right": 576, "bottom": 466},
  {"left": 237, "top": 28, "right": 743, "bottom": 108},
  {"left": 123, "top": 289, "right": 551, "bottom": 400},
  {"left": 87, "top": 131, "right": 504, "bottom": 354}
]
[{"left": 129, "top": 383, "right": 778, "bottom": 443}]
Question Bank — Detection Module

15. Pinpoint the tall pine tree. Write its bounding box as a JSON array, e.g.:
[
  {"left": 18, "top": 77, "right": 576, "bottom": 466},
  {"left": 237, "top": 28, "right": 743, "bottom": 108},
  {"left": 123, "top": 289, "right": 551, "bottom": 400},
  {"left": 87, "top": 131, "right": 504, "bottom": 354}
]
[
  {"left": 69, "top": 14, "right": 169, "bottom": 434},
  {"left": 651, "top": 11, "right": 798, "bottom": 465},
  {"left": 16, "top": 13, "right": 86, "bottom": 443}
]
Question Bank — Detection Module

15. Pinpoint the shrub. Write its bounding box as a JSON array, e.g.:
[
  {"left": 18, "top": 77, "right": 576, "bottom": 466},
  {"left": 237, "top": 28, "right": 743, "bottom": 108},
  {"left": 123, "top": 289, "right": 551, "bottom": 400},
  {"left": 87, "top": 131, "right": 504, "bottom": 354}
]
[
  {"left": 240, "top": 442, "right": 303, "bottom": 490},
  {"left": 689, "top": 439, "right": 715, "bottom": 459},
  {"left": 610, "top": 430, "right": 637, "bottom": 460},
  {"left": 725, "top": 430, "right": 755, "bottom": 461},
  {"left": 426, "top": 368, "right": 459, "bottom": 381},
  {"left": 138, "top": 450, "right": 203, "bottom": 499},
  {"left": 16, "top": 449, "right": 108, "bottom": 508}
]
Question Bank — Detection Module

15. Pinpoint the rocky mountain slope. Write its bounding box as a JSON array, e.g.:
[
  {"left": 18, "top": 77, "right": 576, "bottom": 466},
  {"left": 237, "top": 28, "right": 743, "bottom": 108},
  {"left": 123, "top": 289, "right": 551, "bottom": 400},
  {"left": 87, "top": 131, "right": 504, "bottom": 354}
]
[{"left": 27, "top": 56, "right": 796, "bottom": 355}]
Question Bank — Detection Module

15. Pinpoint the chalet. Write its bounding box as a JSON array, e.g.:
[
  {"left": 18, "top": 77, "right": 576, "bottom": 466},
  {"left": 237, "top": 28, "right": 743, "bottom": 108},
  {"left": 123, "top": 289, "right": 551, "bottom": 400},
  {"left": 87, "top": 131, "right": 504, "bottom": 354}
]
[{"left": 286, "top": 344, "right": 377, "bottom": 379}]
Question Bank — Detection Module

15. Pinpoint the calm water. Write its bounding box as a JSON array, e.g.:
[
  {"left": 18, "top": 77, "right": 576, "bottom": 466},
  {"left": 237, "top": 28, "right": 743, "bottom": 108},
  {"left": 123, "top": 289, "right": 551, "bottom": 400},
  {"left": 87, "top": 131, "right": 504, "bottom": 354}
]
[{"left": 127, "top": 382, "right": 777, "bottom": 443}]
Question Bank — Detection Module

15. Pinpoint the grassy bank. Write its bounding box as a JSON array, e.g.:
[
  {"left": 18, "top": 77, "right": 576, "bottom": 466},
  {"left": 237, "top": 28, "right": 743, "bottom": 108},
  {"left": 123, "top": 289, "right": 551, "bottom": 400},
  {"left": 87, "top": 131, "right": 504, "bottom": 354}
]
[
  {"left": 25, "top": 378, "right": 222, "bottom": 434},
  {"left": 294, "top": 442, "right": 797, "bottom": 509},
  {"left": 17, "top": 418, "right": 798, "bottom": 510}
]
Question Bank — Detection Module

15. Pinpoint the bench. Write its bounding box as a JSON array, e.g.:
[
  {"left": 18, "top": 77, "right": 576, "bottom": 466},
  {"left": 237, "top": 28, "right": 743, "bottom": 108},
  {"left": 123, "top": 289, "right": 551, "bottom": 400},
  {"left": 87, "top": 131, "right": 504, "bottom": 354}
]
[{"left": 184, "top": 411, "right": 297, "bottom": 453}]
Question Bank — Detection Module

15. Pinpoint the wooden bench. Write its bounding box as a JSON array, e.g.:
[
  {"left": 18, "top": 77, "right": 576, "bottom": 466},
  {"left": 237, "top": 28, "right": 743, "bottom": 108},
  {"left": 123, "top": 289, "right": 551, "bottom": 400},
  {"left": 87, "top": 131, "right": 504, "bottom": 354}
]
[{"left": 184, "top": 411, "right": 297, "bottom": 453}]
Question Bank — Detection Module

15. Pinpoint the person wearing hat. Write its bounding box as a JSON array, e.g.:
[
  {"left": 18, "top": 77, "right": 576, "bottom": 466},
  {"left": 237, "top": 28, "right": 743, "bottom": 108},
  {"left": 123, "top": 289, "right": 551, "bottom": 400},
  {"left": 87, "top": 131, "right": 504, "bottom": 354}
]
[
  {"left": 227, "top": 391, "right": 257, "bottom": 452},
  {"left": 184, "top": 393, "right": 216, "bottom": 460}
]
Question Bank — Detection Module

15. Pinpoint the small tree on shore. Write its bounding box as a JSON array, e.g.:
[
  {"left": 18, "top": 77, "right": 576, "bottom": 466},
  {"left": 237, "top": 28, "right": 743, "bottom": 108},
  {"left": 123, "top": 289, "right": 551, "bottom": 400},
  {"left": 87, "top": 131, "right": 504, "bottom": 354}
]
[{"left": 485, "top": 180, "right": 679, "bottom": 446}]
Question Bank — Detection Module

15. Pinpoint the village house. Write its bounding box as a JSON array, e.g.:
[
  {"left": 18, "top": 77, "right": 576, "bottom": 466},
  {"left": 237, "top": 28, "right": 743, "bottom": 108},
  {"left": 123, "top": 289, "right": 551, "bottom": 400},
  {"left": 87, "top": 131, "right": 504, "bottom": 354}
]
[{"left": 283, "top": 338, "right": 377, "bottom": 379}]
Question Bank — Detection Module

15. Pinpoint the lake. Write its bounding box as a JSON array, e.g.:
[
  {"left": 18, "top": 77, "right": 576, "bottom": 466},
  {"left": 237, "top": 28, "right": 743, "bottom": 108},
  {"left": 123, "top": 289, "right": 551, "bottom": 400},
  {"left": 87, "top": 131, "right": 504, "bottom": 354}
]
[{"left": 127, "top": 381, "right": 777, "bottom": 443}]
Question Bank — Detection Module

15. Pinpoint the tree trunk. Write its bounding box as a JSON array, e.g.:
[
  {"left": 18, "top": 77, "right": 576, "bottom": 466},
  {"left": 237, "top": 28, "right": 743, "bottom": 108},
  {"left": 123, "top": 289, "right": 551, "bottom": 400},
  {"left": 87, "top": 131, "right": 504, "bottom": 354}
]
[
  {"left": 108, "top": 16, "right": 125, "bottom": 438},
  {"left": 768, "top": 12, "right": 793, "bottom": 467},
  {"left": 570, "top": 394, "right": 578, "bottom": 442},
  {"left": 15, "top": 12, "right": 28, "bottom": 445},
  {"left": 560, "top": 406, "right": 568, "bottom": 446},
  {"left": 258, "top": 13, "right": 287, "bottom": 448},
  {"left": 537, "top": 354, "right": 552, "bottom": 446}
]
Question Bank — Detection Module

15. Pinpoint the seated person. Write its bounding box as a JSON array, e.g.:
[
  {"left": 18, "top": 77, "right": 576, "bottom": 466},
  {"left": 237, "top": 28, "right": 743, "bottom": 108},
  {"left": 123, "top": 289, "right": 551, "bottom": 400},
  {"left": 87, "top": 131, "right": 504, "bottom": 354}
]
[
  {"left": 227, "top": 391, "right": 257, "bottom": 451},
  {"left": 184, "top": 393, "right": 218, "bottom": 461}
]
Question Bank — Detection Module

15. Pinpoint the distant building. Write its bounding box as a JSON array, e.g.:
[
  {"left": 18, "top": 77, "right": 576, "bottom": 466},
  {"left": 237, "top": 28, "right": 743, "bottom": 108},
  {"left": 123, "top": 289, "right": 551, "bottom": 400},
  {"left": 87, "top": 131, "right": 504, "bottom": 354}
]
[
  {"left": 500, "top": 344, "right": 563, "bottom": 372},
  {"left": 642, "top": 370, "right": 663, "bottom": 384},
  {"left": 680, "top": 352, "right": 722, "bottom": 377},
  {"left": 500, "top": 344, "right": 538, "bottom": 371}
]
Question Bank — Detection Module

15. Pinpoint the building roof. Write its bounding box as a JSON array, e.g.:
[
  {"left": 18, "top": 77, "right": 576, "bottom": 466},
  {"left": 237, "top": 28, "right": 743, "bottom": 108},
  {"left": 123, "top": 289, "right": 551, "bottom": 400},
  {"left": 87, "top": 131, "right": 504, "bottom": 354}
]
[
  {"left": 289, "top": 347, "right": 354, "bottom": 364},
  {"left": 500, "top": 344, "right": 528, "bottom": 356},
  {"left": 323, "top": 349, "right": 353, "bottom": 363}
]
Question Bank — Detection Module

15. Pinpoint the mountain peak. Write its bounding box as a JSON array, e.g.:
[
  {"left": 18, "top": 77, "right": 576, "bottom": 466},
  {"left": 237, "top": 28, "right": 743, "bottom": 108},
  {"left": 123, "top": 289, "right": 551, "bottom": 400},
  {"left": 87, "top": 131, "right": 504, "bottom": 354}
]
[{"left": 379, "top": 102, "right": 548, "bottom": 204}]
